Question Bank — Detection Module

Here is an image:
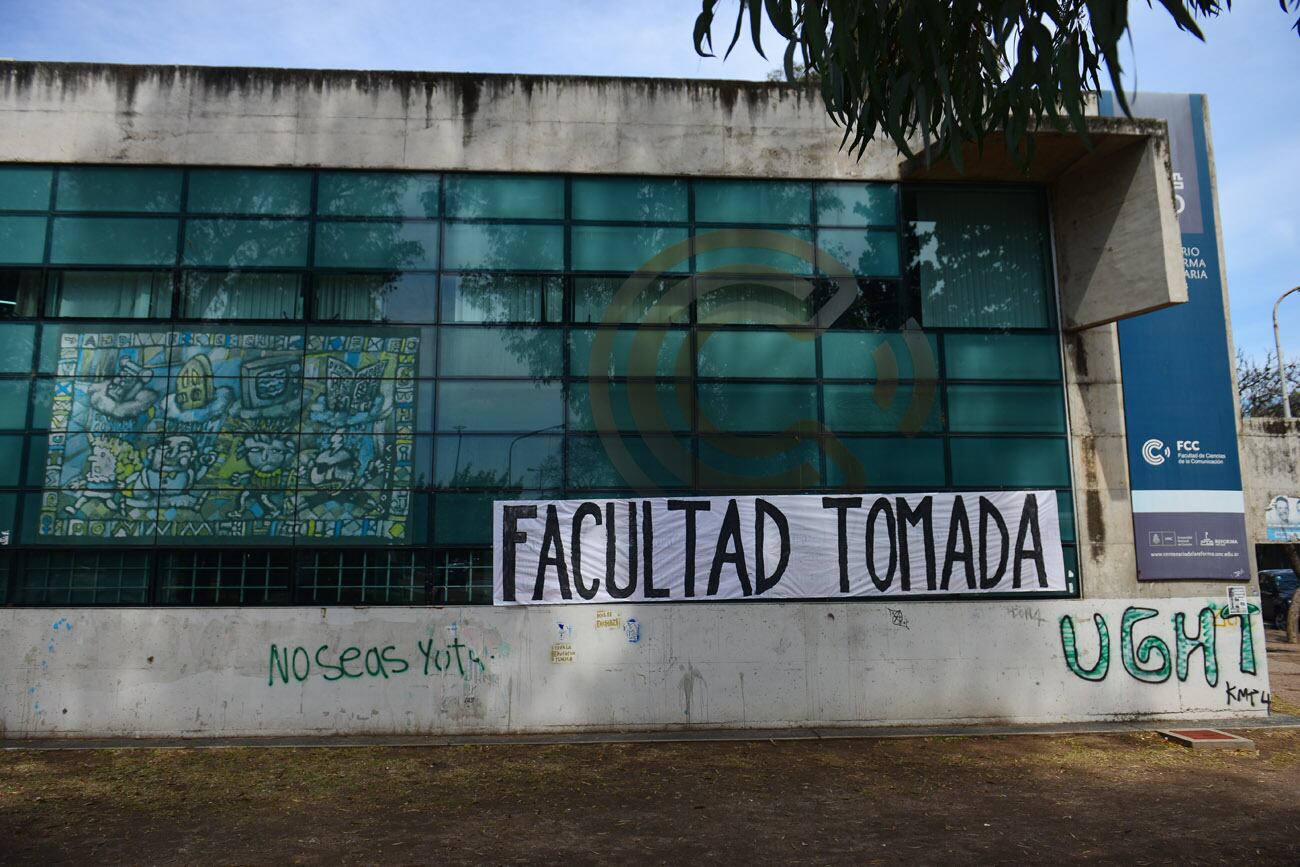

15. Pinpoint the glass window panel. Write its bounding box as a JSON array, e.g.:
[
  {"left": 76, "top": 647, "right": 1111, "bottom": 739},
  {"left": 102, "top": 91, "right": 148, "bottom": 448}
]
[
  {"left": 567, "top": 435, "right": 693, "bottom": 490},
  {"left": 304, "top": 324, "right": 437, "bottom": 377},
  {"left": 434, "top": 433, "right": 562, "bottom": 490},
  {"left": 573, "top": 276, "right": 690, "bottom": 325},
  {"left": 823, "top": 383, "right": 941, "bottom": 433},
  {"left": 822, "top": 331, "right": 939, "bottom": 380},
  {"left": 442, "top": 222, "right": 563, "bottom": 271},
  {"left": 570, "top": 328, "right": 689, "bottom": 378},
  {"left": 0, "top": 492, "right": 16, "bottom": 541},
  {"left": 25, "top": 434, "right": 47, "bottom": 486},
  {"left": 949, "top": 437, "right": 1071, "bottom": 488},
  {"left": 0, "top": 379, "right": 29, "bottom": 428},
  {"left": 181, "top": 272, "right": 303, "bottom": 319},
  {"left": 913, "top": 189, "right": 1053, "bottom": 328},
  {"left": 1057, "top": 490, "right": 1075, "bottom": 543},
  {"left": 694, "top": 180, "right": 811, "bottom": 225},
  {"left": 694, "top": 227, "right": 814, "bottom": 275},
  {"left": 815, "top": 183, "right": 896, "bottom": 226},
  {"left": 56, "top": 167, "right": 182, "bottom": 212},
  {"left": 438, "top": 327, "right": 563, "bottom": 377},
  {"left": 697, "top": 434, "right": 821, "bottom": 491},
  {"left": 0, "top": 433, "right": 22, "bottom": 485},
  {"left": 49, "top": 217, "right": 178, "bottom": 266},
  {"left": 317, "top": 171, "right": 439, "bottom": 218},
  {"left": 816, "top": 229, "right": 900, "bottom": 277},
  {"left": 437, "top": 380, "right": 563, "bottom": 432},
  {"left": 698, "top": 382, "right": 817, "bottom": 433},
  {"left": 46, "top": 271, "right": 172, "bottom": 319},
  {"left": 440, "top": 274, "right": 562, "bottom": 323},
  {"left": 183, "top": 219, "right": 308, "bottom": 267},
  {"left": 0, "top": 216, "right": 48, "bottom": 264},
  {"left": 571, "top": 225, "right": 689, "bottom": 273},
  {"left": 696, "top": 275, "right": 814, "bottom": 326},
  {"left": 431, "top": 547, "right": 493, "bottom": 604},
  {"left": 947, "top": 384, "right": 1066, "bottom": 433},
  {"left": 435, "top": 493, "right": 518, "bottom": 545},
  {"left": 186, "top": 169, "right": 311, "bottom": 215},
  {"left": 0, "top": 166, "right": 53, "bottom": 211},
  {"left": 314, "top": 221, "right": 438, "bottom": 270},
  {"left": 572, "top": 177, "right": 687, "bottom": 222},
  {"left": 568, "top": 381, "right": 692, "bottom": 432},
  {"left": 0, "top": 270, "right": 42, "bottom": 317},
  {"left": 444, "top": 175, "right": 563, "bottom": 219},
  {"left": 313, "top": 273, "right": 436, "bottom": 323},
  {"left": 29, "top": 377, "right": 54, "bottom": 428},
  {"left": 826, "top": 437, "right": 947, "bottom": 489},
  {"left": 0, "top": 323, "right": 35, "bottom": 372},
  {"left": 697, "top": 330, "right": 816, "bottom": 379},
  {"left": 815, "top": 278, "right": 910, "bottom": 331},
  {"left": 943, "top": 333, "right": 1062, "bottom": 381}
]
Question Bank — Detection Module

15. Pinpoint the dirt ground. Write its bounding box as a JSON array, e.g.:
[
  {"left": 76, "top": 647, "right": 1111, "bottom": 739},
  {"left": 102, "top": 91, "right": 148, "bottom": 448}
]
[{"left": 3, "top": 638, "right": 1300, "bottom": 865}]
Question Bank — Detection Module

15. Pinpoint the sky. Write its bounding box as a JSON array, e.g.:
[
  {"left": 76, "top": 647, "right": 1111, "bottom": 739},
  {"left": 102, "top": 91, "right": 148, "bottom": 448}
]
[{"left": 2, "top": 0, "right": 1297, "bottom": 360}]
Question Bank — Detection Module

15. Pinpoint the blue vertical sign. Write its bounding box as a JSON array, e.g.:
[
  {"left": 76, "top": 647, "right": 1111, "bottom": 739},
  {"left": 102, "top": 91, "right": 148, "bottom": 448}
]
[{"left": 1100, "top": 92, "right": 1248, "bottom": 580}]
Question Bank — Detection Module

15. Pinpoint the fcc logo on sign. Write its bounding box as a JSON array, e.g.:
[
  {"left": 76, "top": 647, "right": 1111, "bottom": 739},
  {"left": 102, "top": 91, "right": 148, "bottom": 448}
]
[{"left": 1141, "top": 438, "right": 1170, "bottom": 466}]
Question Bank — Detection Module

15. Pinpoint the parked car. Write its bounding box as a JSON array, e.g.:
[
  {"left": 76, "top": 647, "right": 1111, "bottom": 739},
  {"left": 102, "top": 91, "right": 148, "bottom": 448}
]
[{"left": 1259, "top": 569, "right": 1299, "bottom": 628}]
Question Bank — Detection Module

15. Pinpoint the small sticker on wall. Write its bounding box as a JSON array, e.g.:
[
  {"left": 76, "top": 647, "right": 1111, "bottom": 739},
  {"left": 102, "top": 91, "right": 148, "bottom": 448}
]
[
  {"left": 595, "top": 609, "right": 621, "bottom": 630},
  {"left": 624, "top": 618, "right": 640, "bottom": 644},
  {"left": 1226, "top": 585, "right": 1247, "bottom": 617},
  {"left": 550, "top": 642, "right": 576, "bottom": 664}
]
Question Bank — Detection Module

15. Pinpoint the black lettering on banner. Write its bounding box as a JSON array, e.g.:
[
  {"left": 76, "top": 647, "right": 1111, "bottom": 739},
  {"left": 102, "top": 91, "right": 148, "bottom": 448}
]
[
  {"left": 754, "top": 498, "right": 791, "bottom": 595},
  {"left": 668, "top": 500, "right": 711, "bottom": 598},
  {"left": 823, "top": 497, "right": 863, "bottom": 593},
  {"left": 978, "top": 496, "right": 1010, "bottom": 590},
  {"left": 571, "top": 502, "right": 602, "bottom": 600},
  {"left": 1013, "top": 493, "right": 1048, "bottom": 588},
  {"left": 942, "top": 495, "right": 976, "bottom": 590},
  {"left": 895, "top": 496, "right": 933, "bottom": 591},
  {"left": 533, "top": 504, "right": 571, "bottom": 601},
  {"left": 709, "top": 499, "right": 752, "bottom": 596},
  {"left": 866, "top": 497, "right": 897, "bottom": 592},
  {"left": 604, "top": 502, "right": 617, "bottom": 594},
  {"left": 642, "top": 500, "right": 668, "bottom": 598},
  {"left": 607, "top": 501, "right": 638, "bottom": 599},
  {"left": 500, "top": 504, "right": 537, "bottom": 603}
]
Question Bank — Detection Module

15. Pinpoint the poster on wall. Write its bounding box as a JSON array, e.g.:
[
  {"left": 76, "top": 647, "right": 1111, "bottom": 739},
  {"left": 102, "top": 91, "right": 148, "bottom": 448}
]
[
  {"left": 1100, "top": 92, "right": 1249, "bottom": 580},
  {"left": 38, "top": 329, "right": 419, "bottom": 542},
  {"left": 493, "top": 490, "right": 1067, "bottom": 605},
  {"left": 1266, "top": 496, "right": 1300, "bottom": 542}
]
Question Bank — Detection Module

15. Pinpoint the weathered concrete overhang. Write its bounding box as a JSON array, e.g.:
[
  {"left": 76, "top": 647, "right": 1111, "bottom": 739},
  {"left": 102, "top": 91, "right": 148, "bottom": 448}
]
[{"left": 904, "top": 118, "right": 1188, "bottom": 331}]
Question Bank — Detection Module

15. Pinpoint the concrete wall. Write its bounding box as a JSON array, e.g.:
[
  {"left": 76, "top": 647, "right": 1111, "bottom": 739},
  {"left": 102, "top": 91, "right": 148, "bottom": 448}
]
[
  {"left": 1, "top": 599, "right": 1269, "bottom": 737},
  {"left": 1241, "top": 417, "right": 1300, "bottom": 544}
]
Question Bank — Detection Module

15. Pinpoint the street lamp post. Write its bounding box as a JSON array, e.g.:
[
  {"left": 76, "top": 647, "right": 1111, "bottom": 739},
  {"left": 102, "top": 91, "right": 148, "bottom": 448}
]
[{"left": 1274, "top": 286, "right": 1299, "bottom": 421}]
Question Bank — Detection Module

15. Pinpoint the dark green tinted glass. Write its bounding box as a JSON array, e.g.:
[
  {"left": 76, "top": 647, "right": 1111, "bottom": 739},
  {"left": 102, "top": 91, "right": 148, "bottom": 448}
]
[
  {"left": 695, "top": 275, "right": 814, "bottom": 325},
  {"left": 568, "top": 435, "right": 693, "bottom": 490},
  {"left": 0, "top": 379, "right": 29, "bottom": 428},
  {"left": 696, "top": 330, "right": 816, "bottom": 378},
  {"left": 816, "top": 229, "right": 900, "bottom": 277},
  {"left": 0, "top": 270, "right": 41, "bottom": 317},
  {"left": 0, "top": 217, "right": 48, "bottom": 264},
  {"left": 571, "top": 225, "right": 689, "bottom": 272},
  {"left": 56, "top": 167, "right": 182, "bottom": 212},
  {"left": 815, "top": 183, "right": 896, "bottom": 226},
  {"left": 438, "top": 327, "right": 563, "bottom": 377},
  {"left": 570, "top": 328, "right": 689, "bottom": 378},
  {"left": 823, "top": 383, "right": 941, "bottom": 433},
  {"left": 444, "top": 175, "right": 563, "bottom": 219},
  {"left": 183, "top": 219, "right": 308, "bottom": 267},
  {"left": 572, "top": 177, "right": 687, "bottom": 222},
  {"left": 0, "top": 167, "right": 53, "bottom": 211},
  {"left": 821, "top": 331, "right": 939, "bottom": 380},
  {"left": 317, "top": 172, "right": 439, "bottom": 217},
  {"left": 314, "top": 221, "right": 438, "bottom": 269},
  {"left": 441, "top": 273, "right": 562, "bottom": 323},
  {"left": 187, "top": 169, "right": 311, "bottom": 215},
  {"left": 0, "top": 323, "right": 35, "bottom": 372},
  {"left": 181, "top": 272, "right": 303, "bottom": 319},
  {"left": 434, "top": 492, "right": 502, "bottom": 544},
  {"left": 944, "top": 333, "right": 1061, "bottom": 380},
  {"left": 568, "top": 381, "right": 692, "bottom": 432},
  {"left": 694, "top": 227, "right": 814, "bottom": 275},
  {"left": 949, "top": 437, "right": 1071, "bottom": 487},
  {"left": 697, "top": 435, "right": 820, "bottom": 490},
  {"left": 573, "top": 276, "right": 690, "bottom": 325},
  {"left": 313, "top": 273, "right": 437, "bottom": 322},
  {"left": 442, "top": 223, "right": 563, "bottom": 271},
  {"left": 826, "top": 437, "right": 946, "bottom": 489},
  {"left": 697, "top": 382, "right": 817, "bottom": 433},
  {"left": 946, "top": 384, "right": 1066, "bottom": 433},
  {"left": 1057, "top": 490, "right": 1075, "bottom": 542},
  {"left": 694, "top": 180, "right": 811, "bottom": 225},
  {"left": 50, "top": 218, "right": 178, "bottom": 266},
  {"left": 436, "top": 380, "right": 563, "bottom": 431},
  {"left": 434, "top": 434, "right": 562, "bottom": 489},
  {"left": 46, "top": 271, "right": 172, "bottom": 318}
]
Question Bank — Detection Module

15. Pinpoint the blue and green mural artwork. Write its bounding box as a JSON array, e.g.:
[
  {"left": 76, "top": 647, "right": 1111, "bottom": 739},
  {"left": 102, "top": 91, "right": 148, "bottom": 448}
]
[{"left": 38, "top": 330, "right": 419, "bottom": 542}]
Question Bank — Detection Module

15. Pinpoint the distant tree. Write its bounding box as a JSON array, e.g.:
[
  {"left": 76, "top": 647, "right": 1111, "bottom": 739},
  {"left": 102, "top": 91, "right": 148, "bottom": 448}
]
[
  {"left": 695, "top": 1, "right": 1300, "bottom": 167},
  {"left": 1236, "top": 350, "right": 1300, "bottom": 418}
]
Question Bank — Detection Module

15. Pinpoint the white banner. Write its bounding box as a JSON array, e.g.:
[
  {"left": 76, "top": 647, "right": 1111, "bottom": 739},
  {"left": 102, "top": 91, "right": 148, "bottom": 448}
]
[{"left": 493, "top": 491, "right": 1067, "bottom": 605}]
